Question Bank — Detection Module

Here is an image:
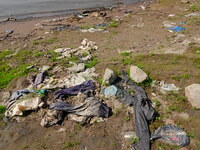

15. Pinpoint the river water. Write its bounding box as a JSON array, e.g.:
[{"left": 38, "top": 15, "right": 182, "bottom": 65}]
[{"left": 0, "top": 0, "right": 142, "bottom": 20}]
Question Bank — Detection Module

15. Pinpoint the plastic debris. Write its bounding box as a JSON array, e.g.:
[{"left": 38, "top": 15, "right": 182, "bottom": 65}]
[
  {"left": 40, "top": 110, "right": 63, "bottom": 127},
  {"left": 54, "top": 80, "right": 96, "bottom": 99},
  {"left": 34, "top": 70, "right": 46, "bottom": 87},
  {"left": 160, "top": 83, "right": 180, "bottom": 92},
  {"left": 102, "top": 85, "right": 118, "bottom": 98},
  {"left": 163, "top": 21, "right": 176, "bottom": 28},
  {"left": 151, "top": 125, "right": 190, "bottom": 146},
  {"left": 168, "top": 26, "right": 185, "bottom": 32},
  {"left": 114, "top": 71, "right": 156, "bottom": 150},
  {"left": 5, "top": 97, "right": 41, "bottom": 118},
  {"left": 50, "top": 97, "right": 110, "bottom": 118},
  {"left": 6, "top": 89, "right": 35, "bottom": 102}
]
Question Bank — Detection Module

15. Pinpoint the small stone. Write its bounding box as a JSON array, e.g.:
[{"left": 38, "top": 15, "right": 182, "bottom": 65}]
[
  {"left": 123, "top": 131, "right": 137, "bottom": 139},
  {"left": 151, "top": 93, "right": 156, "bottom": 97},
  {"left": 58, "top": 128, "right": 67, "bottom": 133},
  {"left": 41, "top": 66, "right": 51, "bottom": 71},
  {"left": 181, "top": 0, "right": 189, "bottom": 4},
  {"left": 102, "top": 68, "right": 117, "bottom": 85},
  {"left": 185, "top": 84, "right": 200, "bottom": 108},
  {"left": 68, "top": 63, "right": 85, "bottom": 73},
  {"left": 130, "top": 65, "right": 147, "bottom": 83}
]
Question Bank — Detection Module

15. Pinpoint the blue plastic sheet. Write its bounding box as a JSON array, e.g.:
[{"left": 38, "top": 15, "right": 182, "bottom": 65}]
[{"left": 168, "top": 26, "right": 185, "bottom": 32}]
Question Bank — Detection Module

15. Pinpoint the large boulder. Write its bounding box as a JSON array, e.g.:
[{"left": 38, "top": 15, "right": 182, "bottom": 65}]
[
  {"left": 130, "top": 65, "right": 147, "bottom": 83},
  {"left": 102, "top": 68, "right": 117, "bottom": 85},
  {"left": 185, "top": 84, "right": 200, "bottom": 108}
]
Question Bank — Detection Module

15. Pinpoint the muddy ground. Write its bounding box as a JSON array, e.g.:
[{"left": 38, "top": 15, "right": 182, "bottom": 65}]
[{"left": 0, "top": 0, "right": 200, "bottom": 149}]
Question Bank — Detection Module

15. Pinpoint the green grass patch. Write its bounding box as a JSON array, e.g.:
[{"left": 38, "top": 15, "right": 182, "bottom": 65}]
[
  {"left": 0, "top": 64, "right": 30, "bottom": 89},
  {"left": 85, "top": 57, "right": 100, "bottom": 68},
  {"left": 120, "top": 51, "right": 131, "bottom": 57},
  {"left": 109, "top": 20, "right": 120, "bottom": 28},
  {"left": 32, "top": 38, "right": 58, "bottom": 46},
  {"left": 0, "top": 50, "right": 12, "bottom": 59},
  {"left": 0, "top": 49, "right": 37, "bottom": 89},
  {"left": 67, "top": 56, "right": 79, "bottom": 63},
  {"left": 64, "top": 140, "right": 80, "bottom": 149},
  {"left": 189, "top": 4, "right": 200, "bottom": 11},
  {"left": 129, "top": 137, "right": 139, "bottom": 145},
  {"left": 0, "top": 105, "right": 6, "bottom": 120},
  {"left": 171, "top": 74, "right": 190, "bottom": 81},
  {"left": 122, "top": 57, "right": 133, "bottom": 65}
]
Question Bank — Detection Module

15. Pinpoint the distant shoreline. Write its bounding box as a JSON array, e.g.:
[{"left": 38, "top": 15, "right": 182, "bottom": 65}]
[{"left": 0, "top": 0, "right": 144, "bottom": 21}]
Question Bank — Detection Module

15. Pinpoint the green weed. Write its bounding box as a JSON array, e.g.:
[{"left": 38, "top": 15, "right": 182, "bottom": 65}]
[
  {"left": 85, "top": 57, "right": 100, "bottom": 68},
  {"left": 122, "top": 57, "right": 133, "bottom": 65},
  {"left": 120, "top": 51, "right": 131, "bottom": 57},
  {"left": 124, "top": 116, "right": 130, "bottom": 121},
  {"left": 0, "top": 50, "right": 12, "bottom": 59},
  {"left": 171, "top": 74, "right": 190, "bottom": 81},
  {"left": 109, "top": 20, "right": 120, "bottom": 27},
  {"left": 64, "top": 140, "right": 80, "bottom": 149},
  {"left": 0, "top": 64, "right": 30, "bottom": 89},
  {"left": 130, "top": 137, "right": 139, "bottom": 144},
  {"left": 189, "top": 5, "right": 200, "bottom": 11},
  {"left": 0, "top": 105, "right": 6, "bottom": 120}
]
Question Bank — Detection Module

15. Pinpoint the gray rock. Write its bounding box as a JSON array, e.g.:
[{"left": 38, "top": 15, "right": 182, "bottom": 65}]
[
  {"left": 130, "top": 65, "right": 147, "bottom": 83},
  {"left": 68, "top": 63, "right": 85, "bottom": 73},
  {"left": 102, "top": 68, "right": 117, "bottom": 85},
  {"left": 185, "top": 84, "right": 200, "bottom": 108}
]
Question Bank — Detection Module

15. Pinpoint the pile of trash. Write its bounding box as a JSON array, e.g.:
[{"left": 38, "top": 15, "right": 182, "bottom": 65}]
[
  {"left": 2, "top": 39, "right": 190, "bottom": 149},
  {"left": 54, "top": 38, "right": 97, "bottom": 61}
]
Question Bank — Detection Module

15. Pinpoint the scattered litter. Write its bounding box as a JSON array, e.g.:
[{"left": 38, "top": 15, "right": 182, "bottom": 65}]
[
  {"left": 168, "top": 26, "right": 185, "bottom": 32},
  {"left": 34, "top": 70, "right": 46, "bottom": 87},
  {"left": 185, "top": 13, "right": 200, "bottom": 17},
  {"left": 179, "top": 22, "right": 185, "bottom": 25},
  {"left": 54, "top": 80, "right": 96, "bottom": 99},
  {"left": 94, "top": 23, "right": 107, "bottom": 28},
  {"left": 42, "top": 17, "right": 63, "bottom": 23},
  {"left": 0, "top": 29, "right": 14, "bottom": 41},
  {"left": 140, "top": 5, "right": 146, "bottom": 10},
  {"left": 163, "top": 21, "right": 176, "bottom": 28},
  {"left": 54, "top": 38, "right": 98, "bottom": 58},
  {"left": 5, "top": 97, "right": 41, "bottom": 118},
  {"left": 6, "top": 89, "right": 35, "bottom": 102},
  {"left": 40, "top": 109, "right": 63, "bottom": 127},
  {"left": 81, "top": 28, "right": 104, "bottom": 33},
  {"left": 124, "top": 131, "right": 137, "bottom": 139},
  {"left": 102, "top": 85, "right": 118, "bottom": 98},
  {"left": 151, "top": 125, "right": 190, "bottom": 146},
  {"left": 160, "top": 81, "right": 180, "bottom": 92},
  {"left": 168, "top": 14, "right": 176, "bottom": 17},
  {"left": 114, "top": 71, "right": 156, "bottom": 150},
  {"left": 0, "top": 17, "right": 16, "bottom": 23},
  {"left": 50, "top": 97, "right": 110, "bottom": 118}
]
